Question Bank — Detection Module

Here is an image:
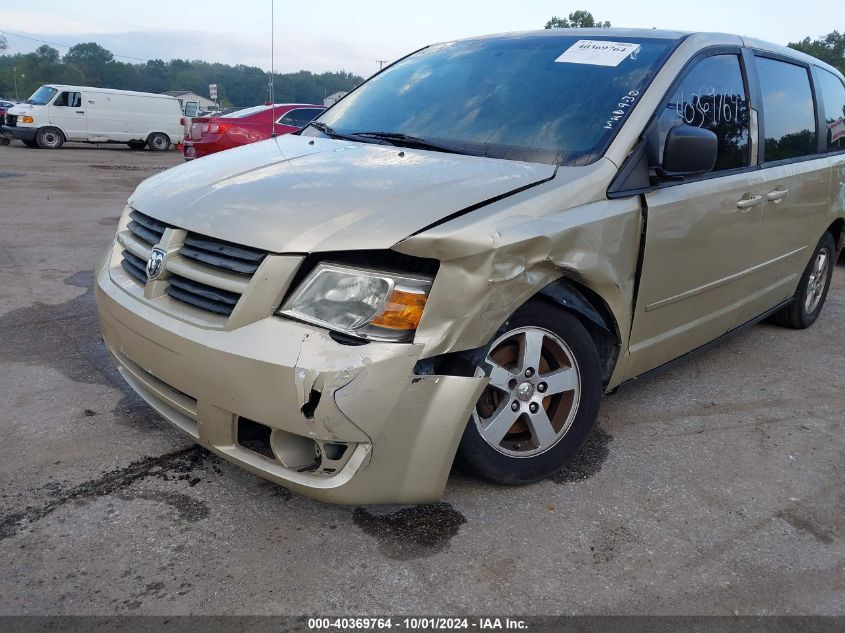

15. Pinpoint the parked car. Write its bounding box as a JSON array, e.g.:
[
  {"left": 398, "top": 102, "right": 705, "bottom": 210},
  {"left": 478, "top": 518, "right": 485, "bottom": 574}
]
[
  {"left": 1, "top": 84, "right": 184, "bottom": 150},
  {"left": 96, "top": 30, "right": 845, "bottom": 504},
  {"left": 183, "top": 103, "right": 323, "bottom": 160},
  {"left": 0, "top": 100, "right": 16, "bottom": 117}
]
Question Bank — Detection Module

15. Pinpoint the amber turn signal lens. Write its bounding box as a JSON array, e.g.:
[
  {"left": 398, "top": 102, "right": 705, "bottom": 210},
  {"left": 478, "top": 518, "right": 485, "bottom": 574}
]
[
  {"left": 21, "top": 116, "right": 34, "bottom": 124},
  {"left": 370, "top": 288, "right": 427, "bottom": 331}
]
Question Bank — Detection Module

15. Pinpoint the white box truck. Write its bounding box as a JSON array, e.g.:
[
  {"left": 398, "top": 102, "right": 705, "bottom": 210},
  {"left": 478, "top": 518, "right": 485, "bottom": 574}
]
[{"left": 1, "top": 84, "right": 185, "bottom": 150}]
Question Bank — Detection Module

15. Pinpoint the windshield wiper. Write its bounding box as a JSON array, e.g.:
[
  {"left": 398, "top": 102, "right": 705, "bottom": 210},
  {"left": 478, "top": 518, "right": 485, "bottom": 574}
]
[
  {"left": 350, "top": 131, "right": 483, "bottom": 156},
  {"left": 305, "top": 120, "right": 372, "bottom": 143}
]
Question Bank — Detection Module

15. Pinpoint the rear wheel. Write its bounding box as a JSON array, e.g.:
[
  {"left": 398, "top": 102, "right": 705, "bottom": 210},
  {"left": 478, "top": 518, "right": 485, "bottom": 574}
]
[
  {"left": 127, "top": 140, "right": 147, "bottom": 150},
  {"left": 36, "top": 127, "right": 64, "bottom": 149},
  {"left": 770, "top": 232, "right": 835, "bottom": 329},
  {"left": 457, "top": 301, "right": 603, "bottom": 485},
  {"left": 146, "top": 132, "right": 170, "bottom": 151}
]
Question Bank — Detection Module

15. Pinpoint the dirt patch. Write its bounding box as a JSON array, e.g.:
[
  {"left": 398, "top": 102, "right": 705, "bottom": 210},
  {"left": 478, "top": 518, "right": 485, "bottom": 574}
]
[
  {"left": 777, "top": 508, "right": 836, "bottom": 544},
  {"left": 0, "top": 446, "right": 221, "bottom": 540},
  {"left": 353, "top": 502, "right": 467, "bottom": 560},
  {"left": 89, "top": 165, "right": 155, "bottom": 171},
  {"left": 590, "top": 524, "right": 637, "bottom": 564},
  {"left": 550, "top": 427, "right": 613, "bottom": 484}
]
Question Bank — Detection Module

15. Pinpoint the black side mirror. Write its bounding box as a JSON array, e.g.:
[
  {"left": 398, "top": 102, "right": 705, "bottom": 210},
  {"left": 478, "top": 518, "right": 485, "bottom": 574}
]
[{"left": 659, "top": 125, "right": 717, "bottom": 178}]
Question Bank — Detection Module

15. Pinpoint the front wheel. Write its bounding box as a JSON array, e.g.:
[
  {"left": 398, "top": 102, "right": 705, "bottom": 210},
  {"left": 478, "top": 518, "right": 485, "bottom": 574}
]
[
  {"left": 770, "top": 232, "right": 836, "bottom": 329},
  {"left": 457, "top": 301, "right": 603, "bottom": 485},
  {"left": 146, "top": 132, "right": 170, "bottom": 152},
  {"left": 36, "top": 127, "right": 64, "bottom": 149}
]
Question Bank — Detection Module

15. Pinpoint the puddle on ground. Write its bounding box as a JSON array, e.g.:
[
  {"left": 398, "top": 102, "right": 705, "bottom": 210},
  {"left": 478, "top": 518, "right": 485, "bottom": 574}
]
[
  {"left": 353, "top": 502, "right": 467, "bottom": 560},
  {"left": 549, "top": 427, "right": 613, "bottom": 484},
  {"left": 0, "top": 446, "right": 222, "bottom": 540},
  {"left": 0, "top": 271, "right": 121, "bottom": 388}
]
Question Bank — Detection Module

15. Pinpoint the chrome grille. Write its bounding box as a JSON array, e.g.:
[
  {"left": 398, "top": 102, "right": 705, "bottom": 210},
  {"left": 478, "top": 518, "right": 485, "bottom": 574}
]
[
  {"left": 165, "top": 274, "right": 241, "bottom": 316},
  {"left": 115, "top": 208, "right": 270, "bottom": 319},
  {"left": 181, "top": 233, "right": 267, "bottom": 275}
]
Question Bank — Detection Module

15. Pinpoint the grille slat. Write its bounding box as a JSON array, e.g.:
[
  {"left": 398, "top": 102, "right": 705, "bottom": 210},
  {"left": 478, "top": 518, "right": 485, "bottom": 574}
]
[
  {"left": 181, "top": 233, "right": 267, "bottom": 275},
  {"left": 120, "top": 250, "right": 147, "bottom": 285},
  {"left": 127, "top": 220, "right": 164, "bottom": 247},
  {"left": 166, "top": 287, "right": 235, "bottom": 315},
  {"left": 180, "top": 246, "right": 262, "bottom": 275},
  {"left": 129, "top": 210, "right": 167, "bottom": 236},
  {"left": 169, "top": 275, "right": 240, "bottom": 306}
]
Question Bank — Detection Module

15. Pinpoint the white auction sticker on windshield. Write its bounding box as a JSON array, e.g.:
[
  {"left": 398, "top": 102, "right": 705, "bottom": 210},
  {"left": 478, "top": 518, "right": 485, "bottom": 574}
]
[{"left": 555, "top": 40, "right": 641, "bottom": 66}]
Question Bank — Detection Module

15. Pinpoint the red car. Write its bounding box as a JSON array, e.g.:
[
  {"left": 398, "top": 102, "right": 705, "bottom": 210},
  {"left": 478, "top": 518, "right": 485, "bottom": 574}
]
[{"left": 183, "top": 103, "right": 324, "bottom": 160}]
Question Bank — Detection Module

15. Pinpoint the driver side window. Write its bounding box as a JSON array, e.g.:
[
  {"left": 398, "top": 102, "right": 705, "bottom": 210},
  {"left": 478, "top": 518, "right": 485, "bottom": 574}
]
[
  {"left": 656, "top": 54, "right": 751, "bottom": 171},
  {"left": 54, "top": 91, "right": 81, "bottom": 108}
]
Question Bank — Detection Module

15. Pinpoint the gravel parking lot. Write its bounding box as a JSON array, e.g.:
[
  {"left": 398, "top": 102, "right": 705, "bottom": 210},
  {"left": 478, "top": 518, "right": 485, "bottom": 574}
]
[{"left": 1, "top": 141, "right": 843, "bottom": 616}]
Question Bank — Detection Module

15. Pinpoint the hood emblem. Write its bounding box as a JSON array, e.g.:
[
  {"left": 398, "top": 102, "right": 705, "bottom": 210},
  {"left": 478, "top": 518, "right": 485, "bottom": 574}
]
[{"left": 146, "top": 247, "right": 167, "bottom": 281}]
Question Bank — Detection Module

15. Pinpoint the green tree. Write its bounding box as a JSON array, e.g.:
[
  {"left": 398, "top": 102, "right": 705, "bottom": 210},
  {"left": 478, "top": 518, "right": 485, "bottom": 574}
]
[
  {"left": 788, "top": 31, "right": 845, "bottom": 74},
  {"left": 545, "top": 10, "right": 610, "bottom": 29},
  {"left": 35, "top": 44, "right": 60, "bottom": 63},
  {"left": 0, "top": 39, "right": 362, "bottom": 105},
  {"left": 0, "top": 35, "right": 7, "bottom": 52},
  {"left": 63, "top": 42, "right": 115, "bottom": 85}
]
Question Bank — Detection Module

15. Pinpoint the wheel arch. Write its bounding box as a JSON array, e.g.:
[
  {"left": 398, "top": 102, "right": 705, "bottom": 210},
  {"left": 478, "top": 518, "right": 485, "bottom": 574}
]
[
  {"left": 827, "top": 218, "right": 844, "bottom": 254},
  {"left": 417, "top": 274, "right": 623, "bottom": 388},
  {"left": 535, "top": 276, "right": 621, "bottom": 386},
  {"left": 39, "top": 125, "right": 67, "bottom": 140}
]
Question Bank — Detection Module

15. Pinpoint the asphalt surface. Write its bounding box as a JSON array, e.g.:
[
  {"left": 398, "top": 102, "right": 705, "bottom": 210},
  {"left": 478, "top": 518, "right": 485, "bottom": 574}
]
[{"left": 0, "top": 141, "right": 843, "bottom": 616}]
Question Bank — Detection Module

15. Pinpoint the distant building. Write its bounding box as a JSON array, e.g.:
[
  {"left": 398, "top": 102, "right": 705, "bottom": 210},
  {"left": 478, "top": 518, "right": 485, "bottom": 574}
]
[
  {"left": 161, "top": 91, "right": 218, "bottom": 114},
  {"left": 323, "top": 91, "right": 347, "bottom": 107}
]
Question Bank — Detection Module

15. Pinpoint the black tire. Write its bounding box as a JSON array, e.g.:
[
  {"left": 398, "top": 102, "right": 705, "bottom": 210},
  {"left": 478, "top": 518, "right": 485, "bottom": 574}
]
[
  {"left": 36, "top": 127, "right": 64, "bottom": 149},
  {"left": 127, "top": 140, "right": 147, "bottom": 150},
  {"left": 22, "top": 139, "right": 39, "bottom": 148},
  {"left": 770, "top": 232, "right": 836, "bottom": 329},
  {"left": 457, "top": 300, "right": 603, "bottom": 485},
  {"left": 147, "top": 132, "right": 170, "bottom": 152}
]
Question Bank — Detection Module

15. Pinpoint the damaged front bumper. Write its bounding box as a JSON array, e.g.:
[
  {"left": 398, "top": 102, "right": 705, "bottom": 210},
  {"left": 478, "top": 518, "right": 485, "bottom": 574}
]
[{"left": 94, "top": 259, "right": 486, "bottom": 504}]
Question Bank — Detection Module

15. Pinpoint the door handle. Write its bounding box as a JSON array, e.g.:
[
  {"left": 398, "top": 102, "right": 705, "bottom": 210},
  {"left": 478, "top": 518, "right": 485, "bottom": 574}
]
[
  {"left": 75, "top": 110, "right": 84, "bottom": 114},
  {"left": 736, "top": 194, "right": 763, "bottom": 210},
  {"left": 766, "top": 188, "right": 789, "bottom": 202}
]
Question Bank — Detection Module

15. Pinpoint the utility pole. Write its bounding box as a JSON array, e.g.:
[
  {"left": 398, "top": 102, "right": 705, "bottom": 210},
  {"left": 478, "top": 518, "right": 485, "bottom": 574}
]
[
  {"left": 12, "top": 66, "right": 18, "bottom": 101},
  {"left": 376, "top": 60, "right": 389, "bottom": 71}
]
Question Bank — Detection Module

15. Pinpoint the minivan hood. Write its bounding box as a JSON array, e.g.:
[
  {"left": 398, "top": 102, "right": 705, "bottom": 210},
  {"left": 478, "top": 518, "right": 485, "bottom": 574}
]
[{"left": 129, "top": 134, "right": 556, "bottom": 253}]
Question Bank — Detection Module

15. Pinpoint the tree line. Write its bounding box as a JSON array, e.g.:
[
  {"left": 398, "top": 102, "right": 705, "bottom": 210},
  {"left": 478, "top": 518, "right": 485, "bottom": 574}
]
[
  {"left": 0, "top": 40, "right": 362, "bottom": 107},
  {"left": 2, "top": 21, "right": 844, "bottom": 106}
]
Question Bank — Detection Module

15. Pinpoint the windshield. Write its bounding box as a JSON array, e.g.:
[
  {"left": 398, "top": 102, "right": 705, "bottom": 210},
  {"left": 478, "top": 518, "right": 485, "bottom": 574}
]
[
  {"left": 307, "top": 35, "right": 676, "bottom": 165},
  {"left": 26, "top": 86, "right": 58, "bottom": 105}
]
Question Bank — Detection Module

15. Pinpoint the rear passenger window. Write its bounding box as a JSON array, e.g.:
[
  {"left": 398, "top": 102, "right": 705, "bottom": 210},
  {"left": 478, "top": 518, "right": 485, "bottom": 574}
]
[
  {"left": 657, "top": 54, "right": 750, "bottom": 171},
  {"left": 814, "top": 68, "right": 845, "bottom": 151},
  {"left": 756, "top": 57, "right": 817, "bottom": 161}
]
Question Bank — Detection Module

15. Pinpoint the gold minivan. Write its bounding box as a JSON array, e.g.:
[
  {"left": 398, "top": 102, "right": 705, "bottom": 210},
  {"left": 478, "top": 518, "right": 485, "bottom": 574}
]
[{"left": 96, "top": 29, "right": 845, "bottom": 503}]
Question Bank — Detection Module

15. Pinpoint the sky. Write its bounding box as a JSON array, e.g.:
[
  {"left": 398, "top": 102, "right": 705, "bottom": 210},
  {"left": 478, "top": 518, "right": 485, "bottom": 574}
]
[{"left": 1, "top": 0, "right": 835, "bottom": 78}]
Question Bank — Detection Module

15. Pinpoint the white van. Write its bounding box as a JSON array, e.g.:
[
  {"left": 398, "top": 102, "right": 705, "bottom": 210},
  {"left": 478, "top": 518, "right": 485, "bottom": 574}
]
[{"left": 1, "top": 84, "right": 184, "bottom": 150}]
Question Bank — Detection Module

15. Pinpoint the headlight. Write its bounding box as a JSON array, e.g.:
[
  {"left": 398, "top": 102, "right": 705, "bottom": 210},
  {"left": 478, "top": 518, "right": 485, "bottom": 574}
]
[{"left": 278, "top": 263, "right": 432, "bottom": 342}]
